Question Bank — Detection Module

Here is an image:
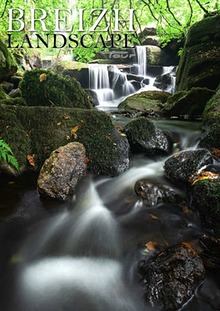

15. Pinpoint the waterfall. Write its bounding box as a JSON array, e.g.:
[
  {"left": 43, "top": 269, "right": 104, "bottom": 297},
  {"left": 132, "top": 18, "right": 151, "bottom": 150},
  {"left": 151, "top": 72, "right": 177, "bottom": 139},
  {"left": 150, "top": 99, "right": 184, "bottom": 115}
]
[
  {"left": 162, "top": 66, "right": 176, "bottom": 93},
  {"left": 136, "top": 46, "right": 147, "bottom": 76},
  {"left": 89, "top": 64, "right": 135, "bottom": 107},
  {"left": 89, "top": 64, "right": 114, "bottom": 102}
]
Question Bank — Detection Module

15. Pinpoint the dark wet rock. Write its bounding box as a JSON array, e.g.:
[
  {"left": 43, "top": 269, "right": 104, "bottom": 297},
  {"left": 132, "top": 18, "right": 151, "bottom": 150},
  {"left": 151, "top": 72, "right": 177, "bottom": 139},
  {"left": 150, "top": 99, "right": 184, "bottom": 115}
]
[
  {"left": 192, "top": 178, "right": 220, "bottom": 235},
  {"left": 127, "top": 74, "right": 144, "bottom": 82},
  {"left": 138, "top": 244, "right": 205, "bottom": 310},
  {"left": 164, "top": 87, "right": 215, "bottom": 119},
  {"left": 135, "top": 179, "right": 182, "bottom": 206},
  {"left": 142, "top": 78, "right": 150, "bottom": 85},
  {"left": 19, "top": 69, "right": 93, "bottom": 109},
  {"left": 199, "top": 234, "right": 220, "bottom": 268},
  {"left": 0, "top": 39, "right": 17, "bottom": 82},
  {"left": 199, "top": 123, "right": 220, "bottom": 149},
  {"left": 176, "top": 14, "right": 220, "bottom": 91},
  {"left": 124, "top": 117, "right": 171, "bottom": 155},
  {"left": 0, "top": 105, "right": 129, "bottom": 176},
  {"left": 164, "top": 149, "right": 213, "bottom": 184},
  {"left": 37, "top": 142, "right": 87, "bottom": 200},
  {"left": 154, "top": 73, "right": 172, "bottom": 91},
  {"left": 8, "top": 73, "right": 23, "bottom": 89},
  {"left": 118, "top": 90, "right": 169, "bottom": 114},
  {"left": 85, "top": 89, "right": 99, "bottom": 106}
]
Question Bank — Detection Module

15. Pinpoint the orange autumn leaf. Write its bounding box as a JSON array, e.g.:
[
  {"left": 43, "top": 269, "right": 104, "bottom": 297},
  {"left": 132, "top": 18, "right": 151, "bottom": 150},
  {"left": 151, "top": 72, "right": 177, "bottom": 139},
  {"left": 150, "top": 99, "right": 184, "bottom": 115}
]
[
  {"left": 27, "top": 154, "right": 36, "bottom": 167},
  {"left": 84, "top": 157, "right": 90, "bottom": 164},
  {"left": 182, "top": 242, "right": 197, "bottom": 254},
  {"left": 39, "top": 73, "right": 47, "bottom": 82},
  {"left": 189, "top": 171, "right": 219, "bottom": 185},
  {"left": 71, "top": 126, "right": 79, "bottom": 134},
  {"left": 145, "top": 241, "right": 157, "bottom": 252}
]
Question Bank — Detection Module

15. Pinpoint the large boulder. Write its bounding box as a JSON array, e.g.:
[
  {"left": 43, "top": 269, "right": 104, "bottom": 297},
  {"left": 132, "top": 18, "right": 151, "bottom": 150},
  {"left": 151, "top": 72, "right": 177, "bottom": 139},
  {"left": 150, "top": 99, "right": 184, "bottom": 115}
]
[
  {"left": 163, "top": 87, "right": 215, "bottom": 119},
  {"left": 203, "top": 85, "right": 220, "bottom": 125},
  {"left": 37, "top": 142, "right": 87, "bottom": 200},
  {"left": 118, "top": 90, "right": 169, "bottom": 115},
  {"left": 199, "top": 123, "right": 220, "bottom": 149},
  {"left": 164, "top": 149, "right": 213, "bottom": 184},
  {"left": 138, "top": 244, "right": 205, "bottom": 310},
  {"left": 0, "top": 105, "right": 129, "bottom": 176},
  {"left": 19, "top": 69, "right": 93, "bottom": 109},
  {"left": 124, "top": 117, "right": 171, "bottom": 155},
  {"left": 176, "top": 14, "right": 220, "bottom": 91},
  {"left": 192, "top": 178, "right": 220, "bottom": 235},
  {"left": 0, "top": 39, "right": 17, "bottom": 82}
]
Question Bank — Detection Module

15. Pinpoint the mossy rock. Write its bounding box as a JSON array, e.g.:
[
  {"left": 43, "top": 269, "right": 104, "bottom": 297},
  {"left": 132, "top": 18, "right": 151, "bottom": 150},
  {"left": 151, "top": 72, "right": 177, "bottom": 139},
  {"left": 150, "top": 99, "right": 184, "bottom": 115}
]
[
  {"left": 176, "top": 41, "right": 220, "bottom": 91},
  {"left": 176, "top": 14, "right": 220, "bottom": 91},
  {"left": 0, "top": 104, "right": 129, "bottom": 176},
  {"left": 193, "top": 178, "right": 220, "bottom": 235},
  {"left": 0, "top": 85, "right": 9, "bottom": 100},
  {"left": 186, "top": 14, "right": 220, "bottom": 47},
  {"left": 19, "top": 69, "right": 93, "bottom": 109},
  {"left": 199, "top": 123, "right": 220, "bottom": 149},
  {"left": 203, "top": 86, "right": 220, "bottom": 124},
  {"left": 118, "top": 90, "right": 169, "bottom": 114},
  {"left": 163, "top": 87, "right": 215, "bottom": 119},
  {"left": 0, "top": 39, "right": 17, "bottom": 82},
  {"left": 0, "top": 98, "right": 26, "bottom": 106},
  {"left": 124, "top": 116, "right": 171, "bottom": 155}
]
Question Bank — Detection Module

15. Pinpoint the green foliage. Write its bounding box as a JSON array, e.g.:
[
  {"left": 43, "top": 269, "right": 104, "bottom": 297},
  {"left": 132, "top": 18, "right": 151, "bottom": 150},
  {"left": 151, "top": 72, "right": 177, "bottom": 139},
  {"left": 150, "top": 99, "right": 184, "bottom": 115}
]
[
  {"left": 19, "top": 69, "right": 92, "bottom": 108},
  {"left": 0, "top": 139, "right": 19, "bottom": 170},
  {"left": 0, "top": 0, "right": 219, "bottom": 61}
]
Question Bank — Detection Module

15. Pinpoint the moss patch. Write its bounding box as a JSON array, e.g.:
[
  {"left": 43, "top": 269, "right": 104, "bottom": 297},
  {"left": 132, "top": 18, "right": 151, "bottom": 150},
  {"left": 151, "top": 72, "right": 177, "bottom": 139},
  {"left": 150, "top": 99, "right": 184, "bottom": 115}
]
[
  {"left": 0, "top": 104, "right": 129, "bottom": 176},
  {"left": 19, "top": 69, "right": 93, "bottom": 109},
  {"left": 203, "top": 86, "right": 220, "bottom": 124},
  {"left": 0, "top": 85, "right": 9, "bottom": 99},
  {"left": 118, "top": 90, "right": 169, "bottom": 114},
  {"left": 0, "top": 39, "right": 17, "bottom": 82}
]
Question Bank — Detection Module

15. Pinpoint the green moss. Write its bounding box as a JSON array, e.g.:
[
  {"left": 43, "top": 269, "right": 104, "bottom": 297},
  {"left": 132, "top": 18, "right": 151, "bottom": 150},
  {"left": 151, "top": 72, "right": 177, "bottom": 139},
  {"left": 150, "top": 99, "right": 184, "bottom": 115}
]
[
  {"left": 193, "top": 178, "right": 220, "bottom": 234},
  {"left": 124, "top": 116, "right": 156, "bottom": 142},
  {"left": 118, "top": 90, "right": 169, "bottom": 113},
  {"left": 0, "top": 39, "right": 17, "bottom": 81},
  {"left": 0, "top": 104, "right": 128, "bottom": 176},
  {"left": 0, "top": 98, "right": 25, "bottom": 106},
  {"left": 186, "top": 14, "right": 220, "bottom": 47},
  {"left": 0, "top": 85, "right": 9, "bottom": 99},
  {"left": 19, "top": 69, "right": 93, "bottom": 109},
  {"left": 203, "top": 86, "right": 220, "bottom": 124}
]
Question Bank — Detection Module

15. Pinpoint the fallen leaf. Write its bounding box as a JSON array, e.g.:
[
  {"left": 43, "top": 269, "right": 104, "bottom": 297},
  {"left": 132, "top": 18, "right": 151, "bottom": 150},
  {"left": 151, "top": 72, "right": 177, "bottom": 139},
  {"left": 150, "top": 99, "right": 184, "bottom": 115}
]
[
  {"left": 182, "top": 242, "right": 197, "bottom": 254},
  {"left": 27, "top": 154, "right": 35, "bottom": 167},
  {"left": 39, "top": 73, "right": 47, "bottom": 82},
  {"left": 145, "top": 241, "right": 157, "bottom": 252},
  {"left": 63, "top": 115, "right": 70, "bottom": 120},
  {"left": 190, "top": 170, "right": 219, "bottom": 185},
  {"left": 120, "top": 133, "right": 127, "bottom": 137},
  {"left": 66, "top": 135, "right": 70, "bottom": 140},
  {"left": 84, "top": 157, "right": 90, "bottom": 164},
  {"left": 71, "top": 126, "right": 79, "bottom": 134},
  {"left": 57, "top": 122, "right": 62, "bottom": 126}
]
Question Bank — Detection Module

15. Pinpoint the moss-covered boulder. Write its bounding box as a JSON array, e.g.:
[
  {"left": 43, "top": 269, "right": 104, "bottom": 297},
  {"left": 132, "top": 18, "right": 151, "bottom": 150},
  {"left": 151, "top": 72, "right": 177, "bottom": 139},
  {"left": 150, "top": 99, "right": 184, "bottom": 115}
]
[
  {"left": 19, "top": 69, "right": 93, "bottom": 109},
  {"left": 118, "top": 90, "right": 169, "bottom": 114},
  {"left": 176, "top": 14, "right": 220, "bottom": 91},
  {"left": 0, "top": 105, "right": 129, "bottom": 176},
  {"left": 203, "top": 85, "right": 220, "bottom": 125},
  {"left": 193, "top": 178, "right": 220, "bottom": 235},
  {"left": 199, "top": 123, "right": 220, "bottom": 149},
  {"left": 0, "top": 39, "right": 17, "bottom": 82},
  {"left": 124, "top": 116, "right": 171, "bottom": 155},
  {"left": 163, "top": 87, "right": 215, "bottom": 119}
]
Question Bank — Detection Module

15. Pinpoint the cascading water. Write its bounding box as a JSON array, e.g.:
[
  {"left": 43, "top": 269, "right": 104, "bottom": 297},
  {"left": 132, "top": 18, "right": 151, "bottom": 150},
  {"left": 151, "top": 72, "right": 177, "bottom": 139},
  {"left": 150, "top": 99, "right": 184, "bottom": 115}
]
[
  {"left": 162, "top": 66, "right": 177, "bottom": 93},
  {"left": 89, "top": 64, "right": 135, "bottom": 108},
  {"left": 136, "top": 45, "right": 147, "bottom": 76},
  {"left": 0, "top": 120, "right": 218, "bottom": 311}
]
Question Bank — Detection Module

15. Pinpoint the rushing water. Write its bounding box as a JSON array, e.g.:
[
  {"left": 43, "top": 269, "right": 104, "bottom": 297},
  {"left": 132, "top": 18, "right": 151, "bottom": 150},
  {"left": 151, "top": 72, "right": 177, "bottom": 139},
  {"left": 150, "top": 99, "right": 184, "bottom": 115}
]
[
  {"left": 136, "top": 46, "right": 147, "bottom": 76},
  {"left": 1, "top": 119, "right": 219, "bottom": 311}
]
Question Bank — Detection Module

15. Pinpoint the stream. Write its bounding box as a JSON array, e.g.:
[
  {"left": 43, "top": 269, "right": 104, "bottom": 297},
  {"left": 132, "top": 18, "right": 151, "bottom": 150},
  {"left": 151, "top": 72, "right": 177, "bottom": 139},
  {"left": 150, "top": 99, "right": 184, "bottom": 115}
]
[{"left": 0, "top": 118, "right": 220, "bottom": 311}]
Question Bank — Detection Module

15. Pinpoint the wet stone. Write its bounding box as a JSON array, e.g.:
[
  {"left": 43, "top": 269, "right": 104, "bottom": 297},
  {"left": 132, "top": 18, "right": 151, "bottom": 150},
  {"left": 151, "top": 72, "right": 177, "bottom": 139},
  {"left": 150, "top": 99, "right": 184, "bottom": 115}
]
[
  {"left": 37, "top": 142, "right": 87, "bottom": 201},
  {"left": 138, "top": 244, "right": 205, "bottom": 311},
  {"left": 164, "top": 148, "right": 213, "bottom": 184},
  {"left": 135, "top": 179, "right": 182, "bottom": 206}
]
